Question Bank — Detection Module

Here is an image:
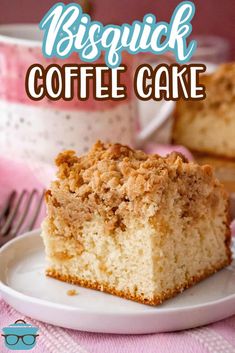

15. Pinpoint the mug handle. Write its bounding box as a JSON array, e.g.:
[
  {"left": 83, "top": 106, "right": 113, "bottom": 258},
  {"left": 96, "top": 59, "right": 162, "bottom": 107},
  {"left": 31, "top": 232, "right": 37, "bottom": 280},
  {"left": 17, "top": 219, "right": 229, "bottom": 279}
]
[
  {"left": 136, "top": 100, "right": 175, "bottom": 145},
  {"left": 134, "top": 53, "right": 175, "bottom": 146}
]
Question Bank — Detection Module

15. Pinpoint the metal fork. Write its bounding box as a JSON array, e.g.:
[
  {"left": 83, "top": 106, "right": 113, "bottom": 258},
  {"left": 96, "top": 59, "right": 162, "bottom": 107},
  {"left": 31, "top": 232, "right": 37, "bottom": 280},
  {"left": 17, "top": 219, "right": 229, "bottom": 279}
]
[{"left": 0, "top": 189, "right": 44, "bottom": 246}]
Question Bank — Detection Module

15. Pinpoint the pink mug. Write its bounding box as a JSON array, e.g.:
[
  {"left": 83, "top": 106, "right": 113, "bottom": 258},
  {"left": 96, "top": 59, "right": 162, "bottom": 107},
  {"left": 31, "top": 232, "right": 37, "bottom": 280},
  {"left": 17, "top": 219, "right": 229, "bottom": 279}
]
[{"left": 0, "top": 24, "right": 173, "bottom": 184}]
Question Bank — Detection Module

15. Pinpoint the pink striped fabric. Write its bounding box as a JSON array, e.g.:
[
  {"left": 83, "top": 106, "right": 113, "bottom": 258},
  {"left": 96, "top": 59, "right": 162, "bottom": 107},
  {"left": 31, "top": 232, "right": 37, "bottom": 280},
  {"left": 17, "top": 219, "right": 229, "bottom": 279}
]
[{"left": 0, "top": 149, "right": 235, "bottom": 353}]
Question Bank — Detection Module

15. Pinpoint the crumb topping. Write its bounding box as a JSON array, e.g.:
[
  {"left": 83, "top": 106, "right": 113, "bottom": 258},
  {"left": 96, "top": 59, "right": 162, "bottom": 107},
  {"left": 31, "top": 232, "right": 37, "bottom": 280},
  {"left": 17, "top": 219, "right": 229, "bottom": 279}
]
[
  {"left": 66, "top": 289, "right": 78, "bottom": 296},
  {"left": 45, "top": 141, "right": 225, "bottom": 234},
  {"left": 55, "top": 140, "right": 190, "bottom": 194}
]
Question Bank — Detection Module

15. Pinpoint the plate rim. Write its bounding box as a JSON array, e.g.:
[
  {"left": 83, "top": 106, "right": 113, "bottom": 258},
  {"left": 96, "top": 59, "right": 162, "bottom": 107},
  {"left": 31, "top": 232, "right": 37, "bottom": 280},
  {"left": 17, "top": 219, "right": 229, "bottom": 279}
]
[{"left": 0, "top": 229, "right": 235, "bottom": 318}]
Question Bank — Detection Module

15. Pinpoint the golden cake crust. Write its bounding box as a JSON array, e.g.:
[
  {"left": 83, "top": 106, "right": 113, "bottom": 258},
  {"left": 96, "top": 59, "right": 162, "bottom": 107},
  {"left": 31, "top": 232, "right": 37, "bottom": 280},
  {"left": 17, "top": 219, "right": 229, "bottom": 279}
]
[{"left": 46, "top": 256, "right": 231, "bottom": 306}]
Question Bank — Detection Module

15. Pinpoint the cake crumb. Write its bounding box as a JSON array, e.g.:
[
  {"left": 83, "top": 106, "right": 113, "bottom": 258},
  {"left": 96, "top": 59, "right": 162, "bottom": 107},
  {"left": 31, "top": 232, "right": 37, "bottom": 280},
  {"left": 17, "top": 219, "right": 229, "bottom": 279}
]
[{"left": 67, "top": 289, "right": 78, "bottom": 296}]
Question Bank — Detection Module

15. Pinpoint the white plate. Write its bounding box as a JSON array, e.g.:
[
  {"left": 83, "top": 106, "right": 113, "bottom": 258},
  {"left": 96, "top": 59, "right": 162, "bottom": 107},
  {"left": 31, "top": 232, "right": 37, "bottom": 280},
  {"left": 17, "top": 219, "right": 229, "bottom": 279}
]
[{"left": 0, "top": 230, "right": 235, "bottom": 334}]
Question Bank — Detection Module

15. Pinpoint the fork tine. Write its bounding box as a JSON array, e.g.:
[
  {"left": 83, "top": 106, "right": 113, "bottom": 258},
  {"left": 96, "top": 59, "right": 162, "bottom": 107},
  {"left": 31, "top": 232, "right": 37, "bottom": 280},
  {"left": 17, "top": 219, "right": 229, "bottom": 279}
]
[
  {"left": 1, "top": 190, "right": 27, "bottom": 235},
  {"left": 11, "top": 189, "right": 38, "bottom": 236},
  {"left": 0, "top": 191, "right": 17, "bottom": 222},
  {"left": 26, "top": 190, "right": 45, "bottom": 232}
]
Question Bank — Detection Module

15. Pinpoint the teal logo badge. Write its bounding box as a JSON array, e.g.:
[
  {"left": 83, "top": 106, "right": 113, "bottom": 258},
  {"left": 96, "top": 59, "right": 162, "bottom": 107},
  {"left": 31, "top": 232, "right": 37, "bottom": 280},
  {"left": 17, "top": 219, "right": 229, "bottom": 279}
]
[{"left": 1, "top": 319, "right": 39, "bottom": 350}]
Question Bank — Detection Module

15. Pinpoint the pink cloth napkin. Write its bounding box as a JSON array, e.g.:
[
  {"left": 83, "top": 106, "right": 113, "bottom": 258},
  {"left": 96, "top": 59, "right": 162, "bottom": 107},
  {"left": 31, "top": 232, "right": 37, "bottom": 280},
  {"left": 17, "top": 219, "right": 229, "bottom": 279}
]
[{"left": 0, "top": 149, "right": 235, "bottom": 353}]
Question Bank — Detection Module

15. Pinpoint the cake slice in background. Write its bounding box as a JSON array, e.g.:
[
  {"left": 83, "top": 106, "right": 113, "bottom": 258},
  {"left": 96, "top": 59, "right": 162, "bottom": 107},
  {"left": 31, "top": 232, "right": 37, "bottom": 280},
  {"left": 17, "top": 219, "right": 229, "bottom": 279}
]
[
  {"left": 194, "top": 153, "right": 235, "bottom": 193},
  {"left": 172, "top": 63, "right": 235, "bottom": 159},
  {"left": 41, "top": 141, "right": 231, "bottom": 306}
]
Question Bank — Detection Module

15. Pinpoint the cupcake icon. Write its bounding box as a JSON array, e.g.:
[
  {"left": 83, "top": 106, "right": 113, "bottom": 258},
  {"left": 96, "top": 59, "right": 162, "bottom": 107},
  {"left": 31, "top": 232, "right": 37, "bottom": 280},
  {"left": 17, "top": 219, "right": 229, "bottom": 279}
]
[{"left": 1, "top": 319, "right": 39, "bottom": 350}]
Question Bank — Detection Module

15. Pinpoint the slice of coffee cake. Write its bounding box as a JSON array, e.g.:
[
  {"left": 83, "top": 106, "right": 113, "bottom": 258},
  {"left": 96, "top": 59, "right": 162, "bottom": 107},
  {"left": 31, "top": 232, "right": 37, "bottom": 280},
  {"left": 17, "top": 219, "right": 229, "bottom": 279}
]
[
  {"left": 172, "top": 63, "right": 235, "bottom": 158},
  {"left": 42, "top": 141, "right": 231, "bottom": 305}
]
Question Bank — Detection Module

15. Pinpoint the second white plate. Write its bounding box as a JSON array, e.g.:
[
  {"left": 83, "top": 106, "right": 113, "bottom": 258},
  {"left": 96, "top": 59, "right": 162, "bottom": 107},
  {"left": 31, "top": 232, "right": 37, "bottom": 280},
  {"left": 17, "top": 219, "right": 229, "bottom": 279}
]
[{"left": 0, "top": 230, "right": 235, "bottom": 334}]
